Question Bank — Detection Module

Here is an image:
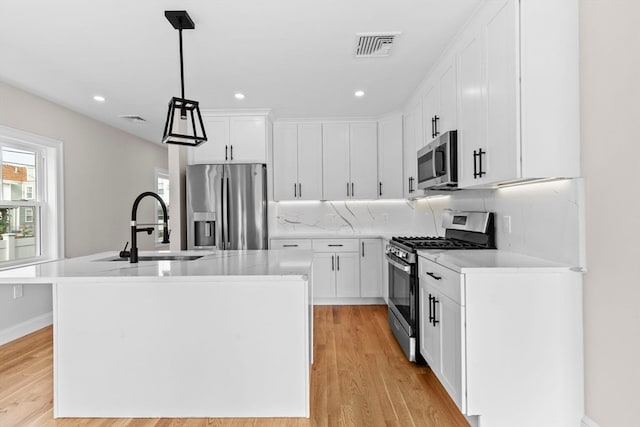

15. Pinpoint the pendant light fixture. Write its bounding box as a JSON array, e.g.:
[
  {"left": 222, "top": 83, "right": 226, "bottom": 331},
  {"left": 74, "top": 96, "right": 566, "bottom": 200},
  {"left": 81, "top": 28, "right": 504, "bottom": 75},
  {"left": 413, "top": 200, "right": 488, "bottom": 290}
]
[{"left": 162, "top": 10, "right": 207, "bottom": 146}]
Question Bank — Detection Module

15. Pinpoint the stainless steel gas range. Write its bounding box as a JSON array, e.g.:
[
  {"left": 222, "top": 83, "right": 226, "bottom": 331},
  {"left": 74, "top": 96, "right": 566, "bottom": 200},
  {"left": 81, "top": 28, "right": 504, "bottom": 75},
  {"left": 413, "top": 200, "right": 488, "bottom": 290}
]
[{"left": 385, "top": 210, "right": 495, "bottom": 362}]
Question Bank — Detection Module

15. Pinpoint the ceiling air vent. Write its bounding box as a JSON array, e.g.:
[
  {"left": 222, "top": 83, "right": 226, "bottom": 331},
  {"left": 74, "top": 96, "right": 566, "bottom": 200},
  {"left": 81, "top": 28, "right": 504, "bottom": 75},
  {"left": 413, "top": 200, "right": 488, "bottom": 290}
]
[
  {"left": 355, "top": 32, "right": 401, "bottom": 58},
  {"left": 119, "top": 115, "right": 148, "bottom": 123}
]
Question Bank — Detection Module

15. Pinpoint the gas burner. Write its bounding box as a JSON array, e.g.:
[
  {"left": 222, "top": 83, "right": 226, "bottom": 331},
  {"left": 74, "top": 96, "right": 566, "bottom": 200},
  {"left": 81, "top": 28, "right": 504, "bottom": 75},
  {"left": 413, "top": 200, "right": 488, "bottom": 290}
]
[{"left": 392, "top": 236, "right": 487, "bottom": 250}]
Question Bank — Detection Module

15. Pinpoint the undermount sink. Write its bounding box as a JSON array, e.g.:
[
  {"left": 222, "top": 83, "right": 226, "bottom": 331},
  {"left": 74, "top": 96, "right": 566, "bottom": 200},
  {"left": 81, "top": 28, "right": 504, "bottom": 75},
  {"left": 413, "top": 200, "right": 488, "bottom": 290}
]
[{"left": 97, "top": 255, "right": 203, "bottom": 262}]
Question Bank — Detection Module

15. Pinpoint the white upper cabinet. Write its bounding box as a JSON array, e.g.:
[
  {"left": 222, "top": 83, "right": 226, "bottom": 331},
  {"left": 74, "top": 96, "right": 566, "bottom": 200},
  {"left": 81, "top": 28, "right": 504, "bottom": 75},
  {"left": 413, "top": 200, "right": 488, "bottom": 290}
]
[
  {"left": 273, "top": 123, "right": 322, "bottom": 201},
  {"left": 403, "top": 102, "right": 422, "bottom": 198},
  {"left": 297, "top": 124, "right": 323, "bottom": 200},
  {"left": 189, "top": 116, "right": 229, "bottom": 164},
  {"left": 322, "top": 122, "right": 378, "bottom": 200},
  {"left": 349, "top": 123, "right": 378, "bottom": 200},
  {"left": 322, "top": 123, "right": 351, "bottom": 200},
  {"left": 228, "top": 116, "right": 267, "bottom": 163},
  {"left": 422, "top": 61, "right": 458, "bottom": 147},
  {"left": 273, "top": 123, "right": 299, "bottom": 201},
  {"left": 377, "top": 114, "right": 404, "bottom": 199},
  {"left": 189, "top": 112, "right": 268, "bottom": 164},
  {"left": 456, "top": 0, "right": 580, "bottom": 188}
]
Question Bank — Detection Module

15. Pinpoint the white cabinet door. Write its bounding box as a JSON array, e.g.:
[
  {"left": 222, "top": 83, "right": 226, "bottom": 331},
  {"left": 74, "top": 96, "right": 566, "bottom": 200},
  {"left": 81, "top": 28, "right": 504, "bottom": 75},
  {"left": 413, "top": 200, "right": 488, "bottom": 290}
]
[
  {"left": 312, "top": 252, "right": 336, "bottom": 298},
  {"left": 439, "top": 61, "right": 457, "bottom": 137},
  {"left": 335, "top": 252, "right": 360, "bottom": 298},
  {"left": 349, "top": 123, "right": 378, "bottom": 200},
  {"left": 457, "top": 34, "right": 486, "bottom": 188},
  {"left": 297, "top": 123, "right": 323, "bottom": 200},
  {"left": 422, "top": 84, "right": 439, "bottom": 146},
  {"left": 403, "top": 103, "right": 421, "bottom": 198},
  {"left": 189, "top": 116, "right": 229, "bottom": 163},
  {"left": 322, "top": 123, "right": 350, "bottom": 200},
  {"left": 419, "top": 282, "right": 441, "bottom": 370},
  {"left": 359, "top": 239, "right": 382, "bottom": 298},
  {"left": 377, "top": 114, "right": 404, "bottom": 199},
  {"left": 273, "top": 123, "right": 299, "bottom": 201},
  {"left": 438, "top": 293, "right": 463, "bottom": 411},
  {"left": 229, "top": 116, "right": 267, "bottom": 163},
  {"left": 483, "top": 0, "right": 519, "bottom": 184}
]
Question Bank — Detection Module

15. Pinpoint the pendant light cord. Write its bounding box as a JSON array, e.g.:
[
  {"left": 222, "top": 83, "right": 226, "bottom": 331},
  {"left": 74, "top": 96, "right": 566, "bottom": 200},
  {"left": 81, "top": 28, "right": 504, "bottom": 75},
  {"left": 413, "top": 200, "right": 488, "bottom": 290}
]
[{"left": 179, "top": 26, "right": 185, "bottom": 99}]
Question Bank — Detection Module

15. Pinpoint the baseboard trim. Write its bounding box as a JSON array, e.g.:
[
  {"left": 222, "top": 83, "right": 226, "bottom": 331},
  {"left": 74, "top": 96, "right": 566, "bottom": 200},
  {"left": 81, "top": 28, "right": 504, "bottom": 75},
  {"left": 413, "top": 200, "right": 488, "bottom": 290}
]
[
  {"left": 582, "top": 415, "right": 601, "bottom": 427},
  {"left": 314, "top": 297, "right": 385, "bottom": 306},
  {"left": 0, "top": 312, "right": 53, "bottom": 346}
]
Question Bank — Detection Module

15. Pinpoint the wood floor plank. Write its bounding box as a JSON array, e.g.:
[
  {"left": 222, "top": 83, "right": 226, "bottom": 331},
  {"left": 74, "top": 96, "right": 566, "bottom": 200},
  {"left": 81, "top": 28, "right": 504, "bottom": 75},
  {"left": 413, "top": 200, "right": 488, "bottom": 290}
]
[{"left": 0, "top": 305, "right": 469, "bottom": 427}]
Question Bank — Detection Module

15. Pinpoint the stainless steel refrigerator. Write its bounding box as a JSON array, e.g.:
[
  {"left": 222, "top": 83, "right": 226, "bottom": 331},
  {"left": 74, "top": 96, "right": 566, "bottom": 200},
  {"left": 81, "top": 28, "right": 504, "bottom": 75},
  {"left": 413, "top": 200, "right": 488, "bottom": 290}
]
[{"left": 186, "top": 164, "right": 268, "bottom": 250}]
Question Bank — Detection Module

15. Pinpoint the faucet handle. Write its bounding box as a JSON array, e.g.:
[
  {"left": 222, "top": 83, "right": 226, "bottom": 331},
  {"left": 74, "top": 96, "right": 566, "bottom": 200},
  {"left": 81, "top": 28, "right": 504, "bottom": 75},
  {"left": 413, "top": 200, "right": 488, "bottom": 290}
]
[{"left": 119, "top": 241, "right": 130, "bottom": 258}]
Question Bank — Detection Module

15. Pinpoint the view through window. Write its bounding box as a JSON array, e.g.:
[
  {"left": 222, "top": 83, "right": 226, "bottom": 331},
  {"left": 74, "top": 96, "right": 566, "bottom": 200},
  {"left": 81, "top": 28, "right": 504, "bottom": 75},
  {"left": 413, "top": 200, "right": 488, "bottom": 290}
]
[
  {"left": 156, "top": 170, "right": 170, "bottom": 244},
  {"left": 0, "top": 147, "right": 40, "bottom": 262}
]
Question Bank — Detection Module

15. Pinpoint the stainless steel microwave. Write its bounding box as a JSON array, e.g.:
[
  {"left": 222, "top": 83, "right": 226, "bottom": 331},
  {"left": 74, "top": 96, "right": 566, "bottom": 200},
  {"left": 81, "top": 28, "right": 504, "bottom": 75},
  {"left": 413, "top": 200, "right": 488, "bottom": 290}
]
[{"left": 417, "top": 130, "right": 458, "bottom": 190}]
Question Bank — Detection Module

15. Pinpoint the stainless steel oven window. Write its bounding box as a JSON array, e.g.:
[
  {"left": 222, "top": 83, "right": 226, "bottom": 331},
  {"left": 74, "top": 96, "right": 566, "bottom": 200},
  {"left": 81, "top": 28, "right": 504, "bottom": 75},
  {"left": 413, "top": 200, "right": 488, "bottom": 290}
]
[{"left": 387, "top": 260, "right": 414, "bottom": 334}]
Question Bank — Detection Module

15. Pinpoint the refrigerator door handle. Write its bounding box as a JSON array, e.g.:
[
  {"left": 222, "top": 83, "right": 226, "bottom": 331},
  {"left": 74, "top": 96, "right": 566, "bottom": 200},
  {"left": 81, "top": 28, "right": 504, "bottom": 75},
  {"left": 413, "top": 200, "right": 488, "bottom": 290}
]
[
  {"left": 225, "top": 176, "right": 231, "bottom": 248},
  {"left": 220, "top": 176, "right": 226, "bottom": 249}
]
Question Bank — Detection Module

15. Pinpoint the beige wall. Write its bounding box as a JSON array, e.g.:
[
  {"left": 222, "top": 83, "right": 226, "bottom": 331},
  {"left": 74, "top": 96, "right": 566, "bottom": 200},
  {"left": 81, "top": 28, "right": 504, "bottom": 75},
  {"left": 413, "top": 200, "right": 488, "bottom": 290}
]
[
  {"left": 581, "top": 1, "right": 640, "bottom": 426},
  {"left": 0, "top": 82, "right": 168, "bottom": 258}
]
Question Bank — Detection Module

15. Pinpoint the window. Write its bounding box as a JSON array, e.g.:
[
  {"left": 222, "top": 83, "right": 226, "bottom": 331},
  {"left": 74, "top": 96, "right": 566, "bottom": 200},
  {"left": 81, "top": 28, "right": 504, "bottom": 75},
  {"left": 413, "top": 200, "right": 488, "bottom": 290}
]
[
  {"left": 155, "top": 169, "right": 170, "bottom": 245},
  {"left": 0, "top": 126, "right": 63, "bottom": 266}
]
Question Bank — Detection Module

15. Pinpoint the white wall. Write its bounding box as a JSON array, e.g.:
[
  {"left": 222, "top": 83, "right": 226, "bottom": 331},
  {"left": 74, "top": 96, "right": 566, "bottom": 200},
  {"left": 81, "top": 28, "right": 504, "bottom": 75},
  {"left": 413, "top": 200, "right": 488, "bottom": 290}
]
[
  {"left": 580, "top": 2, "right": 640, "bottom": 426},
  {"left": 0, "top": 82, "right": 168, "bottom": 338}
]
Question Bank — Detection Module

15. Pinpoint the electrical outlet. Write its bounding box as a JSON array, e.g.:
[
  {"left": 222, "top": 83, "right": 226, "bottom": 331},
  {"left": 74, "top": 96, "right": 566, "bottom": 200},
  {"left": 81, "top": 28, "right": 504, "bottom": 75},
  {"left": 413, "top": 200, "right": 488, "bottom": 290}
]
[
  {"left": 13, "top": 284, "right": 23, "bottom": 299},
  {"left": 503, "top": 216, "right": 512, "bottom": 234}
]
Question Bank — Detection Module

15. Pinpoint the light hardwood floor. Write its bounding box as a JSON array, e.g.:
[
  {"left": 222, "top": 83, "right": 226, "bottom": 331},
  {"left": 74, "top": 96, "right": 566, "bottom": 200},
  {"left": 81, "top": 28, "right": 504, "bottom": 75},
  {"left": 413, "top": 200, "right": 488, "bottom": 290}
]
[{"left": 0, "top": 305, "right": 469, "bottom": 427}]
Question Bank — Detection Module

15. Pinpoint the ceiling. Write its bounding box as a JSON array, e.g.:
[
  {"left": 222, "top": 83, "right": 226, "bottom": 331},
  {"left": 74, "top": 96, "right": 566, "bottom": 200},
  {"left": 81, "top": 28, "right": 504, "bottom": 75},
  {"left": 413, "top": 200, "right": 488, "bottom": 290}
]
[{"left": 0, "top": 0, "right": 482, "bottom": 144}]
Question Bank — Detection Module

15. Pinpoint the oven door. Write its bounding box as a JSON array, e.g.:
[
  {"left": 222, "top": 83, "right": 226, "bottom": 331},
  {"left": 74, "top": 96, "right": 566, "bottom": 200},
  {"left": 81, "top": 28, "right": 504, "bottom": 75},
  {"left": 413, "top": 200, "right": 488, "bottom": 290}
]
[{"left": 386, "top": 253, "right": 415, "bottom": 337}]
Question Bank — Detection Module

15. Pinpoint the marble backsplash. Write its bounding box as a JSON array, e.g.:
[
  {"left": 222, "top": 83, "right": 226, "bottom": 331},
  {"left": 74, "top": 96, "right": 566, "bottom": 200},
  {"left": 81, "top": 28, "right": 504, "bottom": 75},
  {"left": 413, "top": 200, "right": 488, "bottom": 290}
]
[{"left": 269, "top": 178, "right": 585, "bottom": 267}]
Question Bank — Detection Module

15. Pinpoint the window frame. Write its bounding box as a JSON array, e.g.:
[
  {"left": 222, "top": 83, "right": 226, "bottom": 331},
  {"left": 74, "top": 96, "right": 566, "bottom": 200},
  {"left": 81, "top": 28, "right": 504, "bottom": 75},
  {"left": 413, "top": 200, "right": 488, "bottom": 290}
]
[{"left": 0, "top": 125, "right": 64, "bottom": 268}]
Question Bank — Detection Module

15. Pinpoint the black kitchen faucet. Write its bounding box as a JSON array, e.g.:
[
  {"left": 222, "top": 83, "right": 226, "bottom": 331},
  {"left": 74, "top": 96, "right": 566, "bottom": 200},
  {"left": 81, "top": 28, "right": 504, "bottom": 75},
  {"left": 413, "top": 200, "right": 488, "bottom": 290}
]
[{"left": 128, "top": 191, "right": 170, "bottom": 263}]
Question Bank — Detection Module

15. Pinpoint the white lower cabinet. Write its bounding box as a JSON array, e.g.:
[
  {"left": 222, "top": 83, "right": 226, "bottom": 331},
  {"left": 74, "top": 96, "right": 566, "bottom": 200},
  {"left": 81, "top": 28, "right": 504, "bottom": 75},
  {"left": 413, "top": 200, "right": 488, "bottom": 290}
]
[
  {"left": 312, "top": 247, "right": 359, "bottom": 300},
  {"left": 359, "top": 239, "right": 382, "bottom": 298},
  {"left": 419, "top": 258, "right": 463, "bottom": 410},
  {"left": 271, "top": 237, "right": 384, "bottom": 304},
  {"left": 418, "top": 254, "right": 584, "bottom": 427}
]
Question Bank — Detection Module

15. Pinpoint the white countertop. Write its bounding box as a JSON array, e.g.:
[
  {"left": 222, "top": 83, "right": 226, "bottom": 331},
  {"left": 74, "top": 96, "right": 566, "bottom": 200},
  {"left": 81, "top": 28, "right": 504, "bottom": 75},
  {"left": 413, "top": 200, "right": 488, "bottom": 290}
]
[
  {"left": 270, "top": 233, "right": 396, "bottom": 240},
  {"left": 0, "top": 250, "right": 313, "bottom": 283},
  {"left": 417, "top": 249, "right": 582, "bottom": 273}
]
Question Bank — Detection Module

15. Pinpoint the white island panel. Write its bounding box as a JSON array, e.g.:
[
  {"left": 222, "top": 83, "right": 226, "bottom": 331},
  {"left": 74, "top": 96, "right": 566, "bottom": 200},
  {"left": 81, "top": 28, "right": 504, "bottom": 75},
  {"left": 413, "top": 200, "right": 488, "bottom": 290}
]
[{"left": 54, "top": 277, "right": 309, "bottom": 418}]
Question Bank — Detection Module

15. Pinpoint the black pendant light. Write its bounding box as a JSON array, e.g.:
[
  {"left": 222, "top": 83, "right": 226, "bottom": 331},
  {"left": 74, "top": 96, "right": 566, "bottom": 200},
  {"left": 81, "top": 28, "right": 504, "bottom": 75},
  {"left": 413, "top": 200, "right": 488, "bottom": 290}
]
[{"left": 162, "top": 10, "right": 207, "bottom": 146}]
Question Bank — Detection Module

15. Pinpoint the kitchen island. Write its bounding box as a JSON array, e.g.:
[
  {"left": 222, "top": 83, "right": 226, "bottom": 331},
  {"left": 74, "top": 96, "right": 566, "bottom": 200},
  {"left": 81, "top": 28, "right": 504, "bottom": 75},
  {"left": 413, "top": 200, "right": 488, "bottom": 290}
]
[{"left": 0, "top": 250, "right": 313, "bottom": 418}]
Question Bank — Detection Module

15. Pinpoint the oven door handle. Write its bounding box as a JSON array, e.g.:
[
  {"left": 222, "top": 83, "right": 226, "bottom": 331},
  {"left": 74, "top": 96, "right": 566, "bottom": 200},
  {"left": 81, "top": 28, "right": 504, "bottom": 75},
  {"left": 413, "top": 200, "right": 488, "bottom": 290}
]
[{"left": 385, "top": 254, "right": 412, "bottom": 273}]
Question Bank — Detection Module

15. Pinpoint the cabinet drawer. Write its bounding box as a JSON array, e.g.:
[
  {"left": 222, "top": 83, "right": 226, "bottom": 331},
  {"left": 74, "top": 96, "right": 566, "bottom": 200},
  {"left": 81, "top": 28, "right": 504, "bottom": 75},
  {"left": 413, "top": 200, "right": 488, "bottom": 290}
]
[
  {"left": 418, "top": 257, "right": 463, "bottom": 304},
  {"left": 270, "top": 239, "right": 312, "bottom": 250},
  {"left": 312, "top": 239, "right": 358, "bottom": 252}
]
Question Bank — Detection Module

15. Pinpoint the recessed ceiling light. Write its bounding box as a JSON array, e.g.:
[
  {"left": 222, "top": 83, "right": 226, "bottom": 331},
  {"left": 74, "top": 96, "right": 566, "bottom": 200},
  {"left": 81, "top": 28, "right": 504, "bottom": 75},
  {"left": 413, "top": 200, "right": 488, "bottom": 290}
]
[
  {"left": 354, "top": 90, "right": 365, "bottom": 97},
  {"left": 93, "top": 95, "right": 106, "bottom": 102},
  {"left": 234, "top": 93, "right": 245, "bottom": 100}
]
